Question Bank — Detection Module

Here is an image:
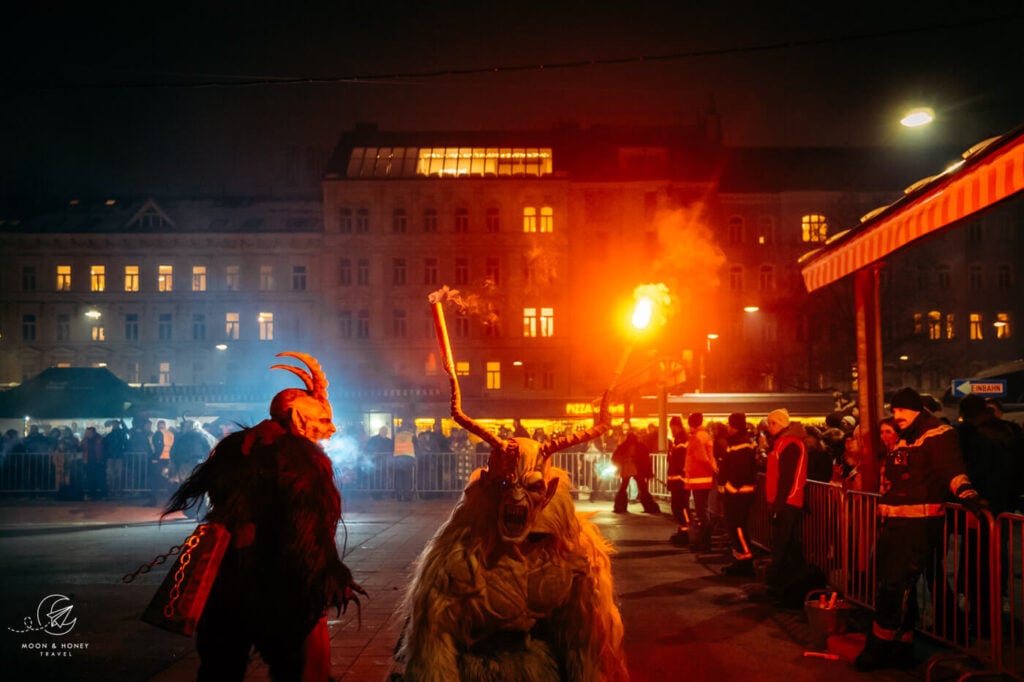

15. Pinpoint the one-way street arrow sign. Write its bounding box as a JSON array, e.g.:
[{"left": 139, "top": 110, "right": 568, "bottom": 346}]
[{"left": 951, "top": 379, "right": 1007, "bottom": 397}]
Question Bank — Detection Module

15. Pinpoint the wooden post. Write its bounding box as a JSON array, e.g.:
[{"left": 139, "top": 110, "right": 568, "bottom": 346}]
[{"left": 855, "top": 265, "right": 884, "bottom": 492}]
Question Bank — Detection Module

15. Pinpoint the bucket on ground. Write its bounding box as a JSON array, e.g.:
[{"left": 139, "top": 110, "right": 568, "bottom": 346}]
[{"left": 804, "top": 589, "right": 852, "bottom": 650}]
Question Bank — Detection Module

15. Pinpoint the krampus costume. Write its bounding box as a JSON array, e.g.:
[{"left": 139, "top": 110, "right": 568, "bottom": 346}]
[
  {"left": 394, "top": 300, "right": 629, "bottom": 681},
  {"left": 164, "top": 352, "right": 364, "bottom": 682}
]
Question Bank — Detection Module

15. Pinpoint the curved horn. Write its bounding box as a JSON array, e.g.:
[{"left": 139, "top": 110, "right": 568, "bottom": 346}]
[
  {"left": 432, "top": 301, "right": 503, "bottom": 449},
  {"left": 541, "top": 390, "right": 611, "bottom": 457},
  {"left": 272, "top": 351, "right": 329, "bottom": 401}
]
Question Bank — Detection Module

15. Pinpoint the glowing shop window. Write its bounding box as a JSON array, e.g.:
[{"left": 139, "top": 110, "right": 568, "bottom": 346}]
[
  {"left": 57, "top": 265, "right": 72, "bottom": 291},
  {"left": 801, "top": 214, "right": 828, "bottom": 242},
  {"left": 486, "top": 362, "right": 501, "bottom": 390},
  {"left": 258, "top": 312, "right": 274, "bottom": 341},
  {"left": 124, "top": 265, "right": 140, "bottom": 292},
  {"left": 90, "top": 265, "right": 106, "bottom": 292},
  {"left": 192, "top": 266, "right": 207, "bottom": 292},
  {"left": 158, "top": 265, "right": 173, "bottom": 292}
]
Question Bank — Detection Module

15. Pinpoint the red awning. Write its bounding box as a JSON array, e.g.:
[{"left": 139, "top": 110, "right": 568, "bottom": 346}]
[{"left": 801, "top": 124, "right": 1024, "bottom": 292}]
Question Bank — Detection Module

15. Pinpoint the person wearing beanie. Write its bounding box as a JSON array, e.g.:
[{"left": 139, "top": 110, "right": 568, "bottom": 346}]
[
  {"left": 666, "top": 416, "right": 691, "bottom": 544},
  {"left": 719, "top": 413, "right": 758, "bottom": 576},
  {"left": 855, "top": 387, "right": 987, "bottom": 672},
  {"left": 751, "top": 406, "right": 808, "bottom": 602},
  {"left": 683, "top": 413, "right": 717, "bottom": 551}
]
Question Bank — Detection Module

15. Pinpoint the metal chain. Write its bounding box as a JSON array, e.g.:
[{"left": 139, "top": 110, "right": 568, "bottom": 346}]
[
  {"left": 163, "top": 526, "right": 206, "bottom": 618},
  {"left": 120, "top": 529, "right": 195, "bottom": 583}
]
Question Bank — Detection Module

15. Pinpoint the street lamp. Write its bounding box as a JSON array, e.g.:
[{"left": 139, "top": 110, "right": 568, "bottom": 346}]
[{"left": 900, "top": 108, "right": 935, "bottom": 128}]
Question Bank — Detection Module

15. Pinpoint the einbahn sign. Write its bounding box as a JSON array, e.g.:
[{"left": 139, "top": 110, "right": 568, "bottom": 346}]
[{"left": 951, "top": 379, "right": 1007, "bottom": 397}]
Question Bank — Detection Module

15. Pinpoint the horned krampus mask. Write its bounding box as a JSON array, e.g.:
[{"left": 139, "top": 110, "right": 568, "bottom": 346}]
[
  {"left": 269, "top": 351, "right": 336, "bottom": 443},
  {"left": 430, "top": 298, "right": 610, "bottom": 542}
]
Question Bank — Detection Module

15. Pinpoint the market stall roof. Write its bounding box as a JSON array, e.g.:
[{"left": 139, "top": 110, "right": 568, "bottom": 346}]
[
  {"left": 0, "top": 367, "right": 143, "bottom": 419},
  {"left": 800, "top": 122, "right": 1024, "bottom": 292}
]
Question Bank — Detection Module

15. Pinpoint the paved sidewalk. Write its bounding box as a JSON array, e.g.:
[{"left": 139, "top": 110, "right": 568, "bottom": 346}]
[{"left": 1, "top": 495, "right": 944, "bottom": 681}]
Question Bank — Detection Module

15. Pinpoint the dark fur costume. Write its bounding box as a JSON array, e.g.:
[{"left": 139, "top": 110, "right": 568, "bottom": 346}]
[{"left": 164, "top": 420, "right": 357, "bottom": 680}]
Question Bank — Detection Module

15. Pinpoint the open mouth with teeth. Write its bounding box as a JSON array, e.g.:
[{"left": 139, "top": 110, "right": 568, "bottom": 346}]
[{"left": 501, "top": 504, "right": 529, "bottom": 538}]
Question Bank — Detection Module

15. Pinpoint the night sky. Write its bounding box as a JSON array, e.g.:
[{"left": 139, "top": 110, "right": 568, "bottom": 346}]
[{"left": 3, "top": 1, "right": 1022, "bottom": 211}]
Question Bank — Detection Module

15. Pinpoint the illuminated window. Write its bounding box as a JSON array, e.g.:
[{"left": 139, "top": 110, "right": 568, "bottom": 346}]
[
  {"left": 945, "top": 313, "right": 956, "bottom": 340},
  {"left": 523, "top": 307, "right": 537, "bottom": 337},
  {"left": 455, "top": 257, "right": 469, "bottom": 285},
  {"left": 90, "top": 265, "right": 106, "bottom": 292},
  {"left": 486, "top": 361, "right": 501, "bottom": 390},
  {"left": 56, "top": 314, "right": 70, "bottom": 341},
  {"left": 540, "top": 307, "right": 554, "bottom": 337},
  {"left": 356, "top": 310, "right": 370, "bottom": 339},
  {"left": 91, "top": 324, "right": 105, "bottom": 341},
  {"left": 356, "top": 259, "right": 369, "bottom": 286},
  {"left": 913, "top": 312, "right": 923, "bottom": 335},
  {"left": 454, "top": 207, "right": 469, "bottom": 233},
  {"left": 520, "top": 307, "right": 554, "bottom": 337},
  {"left": 258, "top": 312, "right": 274, "bottom": 341},
  {"left": 801, "top": 214, "right": 828, "bottom": 242},
  {"left": 996, "top": 312, "right": 1011, "bottom": 339},
  {"left": 423, "top": 208, "right": 438, "bottom": 233},
  {"left": 728, "top": 216, "right": 744, "bottom": 244},
  {"left": 192, "top": 266, "right": 207, "bottom": 292},
  {"left": 259, "top": 265, "right": 273, "bottom": 291},
  {"left": 22, "top": 314, "right": 36, "bottom": 341},
  {"left": 392, "top": 207, "right": 407, "bottom": 233},
  {"left": 539, "top": 206, "right": 553, "bottom": 233},
  {"left": 125, "top": 313, "right": 139, "bottom": 341},
  {"left": 927, "top": 311, "right": 941, "bottom": 340},
  {"left": 729, "top": 266, "right": 743, "bottom": 291},
  {"left": 759, "top": 265, "right": 774, "bottom": 291},
  {"left": 392, "top": 258, "right": 406, "bottom": 286},
  {"left": 22, "top": 266, "right": 37, "bottom": 291},
  {"left": 226, "top": 265, "right": 240, "bottom": 291},
  {"left": 57, "top": 265, "right": 72, "bottom": 291},
  {"left": 392, "top": 309, "right": 407, "bottom": 338},
  {"left": 970, "top": 313, "right": 984, "bottom": 340},
  {"left": 455, "top": 361, "right": 470, "bottom": 377},
  {"left": 409, "top": 147, "right": 553, "bottom": 178},
  {"left": 454, "top": 310, "right": 469, "bottom": 338},
  {"left": 225, "top": 312, "right": 239, "bottom": 340},
  {"left": 485, "top": 207, "right": 500, "bottom": 233},
  {"left": 292, "top": 265, "right": 306, "bottom": 291},
  {"left": 485, "top": 257, "right": 500, "bottom": 285},
  {"left": 355, "top": 208, "right": 369, "bottom": 233},
  {"left": 758, "top": 216, "right": 776, "bottom": 245},
  {"left": 424, "top": 258, "right": 438, "bottom": 285},
  {"left": 158, "top": 313, "right": 173, "bottom": 341},
  {"left": 339, "top": 208, "right": 353, "bottom": 233},
  {"left": 159, "top": 362, "right": 171, "bottom": 385},
  {"left": 192, "top": 314, "right": 206, "bottom": 341},
  {"left": 158, "top": 265, "right": 173, "bottom": 292},
  {"left": 339, "top": 258, "right": 352, "bottom": 286},
  {"left": 523, "top": 207, "right": 537, "bottom": 233}
]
